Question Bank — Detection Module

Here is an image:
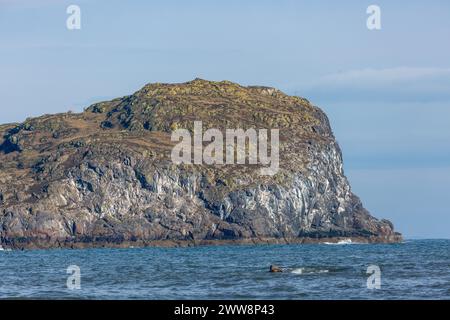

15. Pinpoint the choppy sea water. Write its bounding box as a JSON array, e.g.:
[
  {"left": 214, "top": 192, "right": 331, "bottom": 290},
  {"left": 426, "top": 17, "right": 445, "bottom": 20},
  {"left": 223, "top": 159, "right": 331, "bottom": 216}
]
[{"left": 0, "top": 239, "right": 448, "bottom": 299}]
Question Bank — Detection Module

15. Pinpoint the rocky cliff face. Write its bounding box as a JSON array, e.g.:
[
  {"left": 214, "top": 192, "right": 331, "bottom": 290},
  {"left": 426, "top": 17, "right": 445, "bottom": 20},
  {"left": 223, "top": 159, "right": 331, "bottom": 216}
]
[{"left": 0, "top": 79, "right": 401, "bottom": 249}]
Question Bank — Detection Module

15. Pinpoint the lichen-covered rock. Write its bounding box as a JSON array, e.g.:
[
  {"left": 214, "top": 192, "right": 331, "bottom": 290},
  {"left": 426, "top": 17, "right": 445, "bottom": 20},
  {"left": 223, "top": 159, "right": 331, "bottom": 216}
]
[{"left": 0, "top": 79, "right": 401, "bottom": 249}]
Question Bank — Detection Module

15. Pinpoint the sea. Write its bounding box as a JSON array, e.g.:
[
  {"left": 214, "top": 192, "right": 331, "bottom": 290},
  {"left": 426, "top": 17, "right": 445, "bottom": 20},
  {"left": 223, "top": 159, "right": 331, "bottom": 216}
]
[{"left": 0, "top": 239, "right": 448, "bottom": 300}]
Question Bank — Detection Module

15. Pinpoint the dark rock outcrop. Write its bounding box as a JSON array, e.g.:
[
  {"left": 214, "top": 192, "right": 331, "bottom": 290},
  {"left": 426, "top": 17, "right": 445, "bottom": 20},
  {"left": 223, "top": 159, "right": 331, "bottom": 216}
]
[{"left": 0, "top": 79, "right": 401, "bottom": 249}]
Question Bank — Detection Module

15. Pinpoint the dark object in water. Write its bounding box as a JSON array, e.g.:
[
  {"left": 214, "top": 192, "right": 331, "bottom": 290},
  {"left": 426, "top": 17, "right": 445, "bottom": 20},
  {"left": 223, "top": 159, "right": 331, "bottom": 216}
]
[{"left": 270, "top": 265, "right": 283, "bottom": 273}]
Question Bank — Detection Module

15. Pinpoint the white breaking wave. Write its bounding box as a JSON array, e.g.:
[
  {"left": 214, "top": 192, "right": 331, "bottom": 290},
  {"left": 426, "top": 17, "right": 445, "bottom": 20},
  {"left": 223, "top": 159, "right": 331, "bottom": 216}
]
[
  {"left": 323, "top": 239, "right": 353, "bottom": 245},
  {"left": 291, "top": 268, "right": 329, "bottom": 275}
]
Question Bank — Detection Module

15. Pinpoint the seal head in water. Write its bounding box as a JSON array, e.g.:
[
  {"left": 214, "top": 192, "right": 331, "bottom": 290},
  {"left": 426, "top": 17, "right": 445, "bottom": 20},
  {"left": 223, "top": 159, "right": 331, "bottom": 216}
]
[{"left": 269, "top": 265, "right": 283, "bottom": 272}]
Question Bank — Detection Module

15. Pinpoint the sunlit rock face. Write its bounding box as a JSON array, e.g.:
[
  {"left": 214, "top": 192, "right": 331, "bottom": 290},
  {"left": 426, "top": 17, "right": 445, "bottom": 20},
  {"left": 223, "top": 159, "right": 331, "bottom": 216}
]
[{"left": 0, "top": 79, "right": 401, "bottom": 249}]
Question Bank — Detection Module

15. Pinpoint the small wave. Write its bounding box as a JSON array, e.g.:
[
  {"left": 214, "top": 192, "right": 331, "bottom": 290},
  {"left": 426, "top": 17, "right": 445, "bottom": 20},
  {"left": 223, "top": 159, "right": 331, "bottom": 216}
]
[
  {"left": 291, "top": 267, "right": 330, "bottom": 275},
  {"left": 323, "top": 239, "right": 353, "bottom": 245}
]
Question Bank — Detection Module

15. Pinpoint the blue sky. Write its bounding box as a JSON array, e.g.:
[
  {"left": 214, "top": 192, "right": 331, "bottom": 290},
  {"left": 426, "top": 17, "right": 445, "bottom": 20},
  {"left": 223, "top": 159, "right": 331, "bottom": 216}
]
[{"left": 1, "top": 0, "right": 449, "bottom": 238}]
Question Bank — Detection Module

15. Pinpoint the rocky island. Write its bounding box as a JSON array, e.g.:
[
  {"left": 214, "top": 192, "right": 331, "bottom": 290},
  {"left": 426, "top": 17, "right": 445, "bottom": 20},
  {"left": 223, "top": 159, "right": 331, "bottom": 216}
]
[{"left": 0, "top": 79, "right": 401, "bottom": 249}]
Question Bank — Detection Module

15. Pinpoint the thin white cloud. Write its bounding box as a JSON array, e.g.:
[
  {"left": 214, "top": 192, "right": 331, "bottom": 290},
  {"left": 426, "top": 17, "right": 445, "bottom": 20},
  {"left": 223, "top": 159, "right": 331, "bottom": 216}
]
[
  {"left": 294, "top": 67, "right": 450, "bottom": 102},
  {"left": 318, "top": 67, "right": 450, "bottom": 86}
]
